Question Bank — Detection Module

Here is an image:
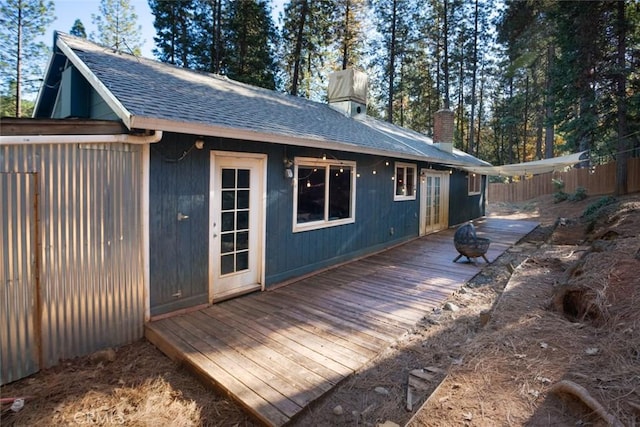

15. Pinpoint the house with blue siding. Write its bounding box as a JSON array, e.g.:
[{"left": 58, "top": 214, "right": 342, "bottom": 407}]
[{"left": 31, "top": 31, "right": 489, "bottom": 320}]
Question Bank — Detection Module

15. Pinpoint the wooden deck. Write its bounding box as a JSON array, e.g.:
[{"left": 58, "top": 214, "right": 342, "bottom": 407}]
[{"left": 145, "top": 217, "right": 538, "bottom": 426}]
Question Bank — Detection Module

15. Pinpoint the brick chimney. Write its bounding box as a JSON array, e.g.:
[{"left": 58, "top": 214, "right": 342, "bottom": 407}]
[
  {"left": 433, "top": 109, "right": 454, "bottom": 153},
  {"left": 328, "top": 69, "right": 367, "bottom": 117}
]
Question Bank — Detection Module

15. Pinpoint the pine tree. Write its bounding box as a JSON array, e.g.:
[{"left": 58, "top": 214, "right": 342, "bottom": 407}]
[
  {"left": 0, "top": 80, "right": 34, "bottom": 116},
  {"left": 495, "top": 0, "right": 553, "bottom": 163},
  {"left": 225, "top": 0, "right": 278, "bottom": 89},
  {"left": 550, "top": 2, "right": 608, "bottom": 156},
  {"left": 92, "top": 0, "right": 142, "bottom": 55},
  {"left": 0, "top": 0, "right": 55, "bottom": 117},
  {"left": 370, "top": 0, "right": 417, "bottom": 123},
  {"left": 281, "top": 0, "right": 334, "bottom": 98},
  {"left": 149, "top": 0, "right": 194, "bottom": 67},
  {"left": 70, "top": 18, "right": 87, "bottom": 38},
  {"left": 332, "top": 0, "right": 367, "bottom": 70},
  {"left": 190, "top": 0, "right": 225, "bottom": 73}
]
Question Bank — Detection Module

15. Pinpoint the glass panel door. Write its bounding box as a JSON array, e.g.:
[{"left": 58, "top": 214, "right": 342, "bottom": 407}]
[
  {"left": 210, "top": 154, "right": 264, "bottom": 302},
  {"left": 420, "top": 171, "right": 448, "bottom": 235},
  {"left": 220, "top": 168, "right": 250, "bottom": 275}
]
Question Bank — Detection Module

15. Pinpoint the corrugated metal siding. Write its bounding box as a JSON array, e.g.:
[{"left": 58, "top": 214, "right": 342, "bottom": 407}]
[
  {"left": 0, "top": 143, "right": 145, "bottom": 384},
  {"left": 0, "top": 171, "right": 39, "bottom": 384}
]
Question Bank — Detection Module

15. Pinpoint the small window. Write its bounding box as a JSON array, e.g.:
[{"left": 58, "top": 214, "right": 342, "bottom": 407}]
[
  {"left": 468, "top": 173, "right": 482, "bottom": 195},
  {"left": 293, "top": 157, "right": 356, "bottom": 232},
  {"left": 394, "top": 162, "right": 417, "bottom": 201}
]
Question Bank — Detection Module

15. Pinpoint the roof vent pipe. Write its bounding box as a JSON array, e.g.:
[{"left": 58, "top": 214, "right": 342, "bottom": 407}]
[{"left": 433, "top": 109, "right": 454, "bottom": 153}]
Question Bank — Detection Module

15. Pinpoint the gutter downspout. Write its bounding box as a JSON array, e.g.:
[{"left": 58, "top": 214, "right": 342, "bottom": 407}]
[{"left": 0, "top": 130, "right": 163, "bottom": 145}]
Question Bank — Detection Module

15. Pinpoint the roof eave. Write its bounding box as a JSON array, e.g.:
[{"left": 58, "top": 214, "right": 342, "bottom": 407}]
[{"left": 130, "top": 115, "right": 475, "bottom": 166}]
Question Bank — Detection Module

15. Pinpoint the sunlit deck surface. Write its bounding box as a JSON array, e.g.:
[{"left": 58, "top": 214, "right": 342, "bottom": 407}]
[{"left": 145, "top": 217, "right": 539, "bottom": 426}]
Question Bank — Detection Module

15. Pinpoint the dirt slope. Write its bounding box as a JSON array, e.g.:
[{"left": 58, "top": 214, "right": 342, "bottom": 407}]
[{"left": 407, "top": 194, "right": 640, "bottom": 427}]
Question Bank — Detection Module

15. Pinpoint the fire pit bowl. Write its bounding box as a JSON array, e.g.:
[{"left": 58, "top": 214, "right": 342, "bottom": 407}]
[
  {"left": 453, "top": 237, "right": 491, "bottom": 265},
  {"left": 452, "top": 222, "right": 490, "bottom": 265}
]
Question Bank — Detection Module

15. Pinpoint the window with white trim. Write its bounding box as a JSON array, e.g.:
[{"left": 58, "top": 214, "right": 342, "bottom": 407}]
[
  {"left": 293, "top": 157, "right": 356, "bottom": 232},
  {"left": 468, "top": 173, "right": 482, "bottom": 195},
  {"left": 394, "top": 162, "right": 417, "bottom": 201}
]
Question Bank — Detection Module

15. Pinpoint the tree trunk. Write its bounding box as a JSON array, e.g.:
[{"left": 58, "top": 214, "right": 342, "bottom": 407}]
[
  {"left": 468, "top": 0, "right": 479, "bottom": 154},
  {"left": 291, "top": 0, "right": 308, "bottom": 96},
  {"left": 215, "top": 0, "right": 222, "bottom": 73},
  {"left": 522, "top": 74, "right": 529, "bottom": 162},
  {"left": 341, "top": 1, "right": 350, "bottom": 70},
  {"left": 476, "top": 64, "right": 484, "bottom": 157},
  {"left": 544, "top": 44, "right": 555, "bottom": 159},
  {"left": 16, "top": 2, "right": 23, "bottom": 117},
  {"left": 443, "top": 0, "right": 450, "bottom": 109},
  {"left": 508, "top": 74, "right": 515, "bottom": 164},
  {"left": 387, "top": 0, "right": 398, "bottom": 123},
  {"left": 457, "top": 50, "right": 464, "bottom": 150},
  {"left": 535, "top": 108, "right": 543, "bottom": 160},
  {"left": 435, "top": 8, "right": 441, "bottom": 109},
  {"left": 615, "top": 0, "right": 628, "bottom": 196}
]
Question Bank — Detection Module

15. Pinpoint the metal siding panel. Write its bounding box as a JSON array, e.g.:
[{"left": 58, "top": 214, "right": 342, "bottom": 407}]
[
  {"left": 1, "top": 143, "right": 144, "bottom": 382},
  {"left": 1, "top": 172, "right": 38, "bottom": 384}
]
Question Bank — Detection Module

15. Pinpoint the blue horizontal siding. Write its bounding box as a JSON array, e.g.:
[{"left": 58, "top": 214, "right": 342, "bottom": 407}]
[
  {"left": 265, "top": 148, "right": 420, "bottom": 284},
  {"left": 148, "top": 133, "right": 485, "bottom": 310},
  {"left": 448, "top": 170, "right": 486, "bottom": 226}
]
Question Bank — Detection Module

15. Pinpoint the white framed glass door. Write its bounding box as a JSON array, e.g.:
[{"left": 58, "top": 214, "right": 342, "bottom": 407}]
[
  {"left": 419, "top": 170, "right": 449, "bottom": 235},
  {"left": 209, "top": 152, "right": 266, "bottom": 301}
]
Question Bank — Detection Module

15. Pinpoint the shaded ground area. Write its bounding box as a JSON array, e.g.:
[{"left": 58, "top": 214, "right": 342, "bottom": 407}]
[
  {"left": 0, "top": 339, "right": 255, "bottom": 426},
  {"left": 2, "top": 193, "right": 639, "bottom": 426}
]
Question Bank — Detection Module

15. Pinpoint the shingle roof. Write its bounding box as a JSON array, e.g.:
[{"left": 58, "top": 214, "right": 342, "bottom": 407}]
[{"left": 52, "top": 32, "right": 488, "bottom": 167}]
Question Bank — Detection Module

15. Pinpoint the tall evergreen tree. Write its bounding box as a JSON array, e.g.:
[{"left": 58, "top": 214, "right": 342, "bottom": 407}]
[
  {"left": 281, "top": 0, "right": 334, "bottom": 99},
  {"left": 225, "top": 0, "right": 277, "bottom": 89},
  {"left": 281, "top": 0, "right": 308, "bottom": 96},
  {"left": 0, "top": 80, "right": 34, "bottom": 117},
  {"left": 70, "top": 18, "right": 87, "bottom": 38},
  {"left": 190, "top": 0, "right": 225, "bottom": 73},
  {"left": 490, "top": 0, "right": 639, "bottom": 183},
  {"left": 467, "top": 0, "right": 479, "bottom": 154},
  {"left": 332, "top": 0, "right": 367, "bottom": 70},
  {"left": 496, "top": 0, "right": 553, "bottom": 163},
  {"left": 614, "top": 0, "right": 628, "bottom": 195},
  {"left": 0, "top": 0, "right": 54, "bottom": 117},
  {"left": 550, "top": 1, "right": 607, "bottom": 156},
  {"left": 370, "top": 0, "right": 417, "bottom": 123},
  {"left": 92, "top": 0, "right": 142, "bottom": 55},
  {"left": 442, "top": 0, "right": 450, "bottom": 109},
  {"left": 149, "top": 0, "right": 194, "bottom": 67}
]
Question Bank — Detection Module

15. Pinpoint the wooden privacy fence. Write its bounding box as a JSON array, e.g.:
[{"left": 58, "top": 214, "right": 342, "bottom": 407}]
[{"left": 488, "top": 157, "right": 640, "bottom": 203}]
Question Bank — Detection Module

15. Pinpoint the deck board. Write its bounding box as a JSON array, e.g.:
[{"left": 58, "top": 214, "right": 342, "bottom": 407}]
[{"left": 145, "top": 218, "right": 538, "bottom": 426}]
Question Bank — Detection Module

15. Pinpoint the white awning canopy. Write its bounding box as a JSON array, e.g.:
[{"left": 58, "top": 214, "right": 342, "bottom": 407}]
[{"left": 456, "top": 151, "right": 589, "bottom": 177}]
